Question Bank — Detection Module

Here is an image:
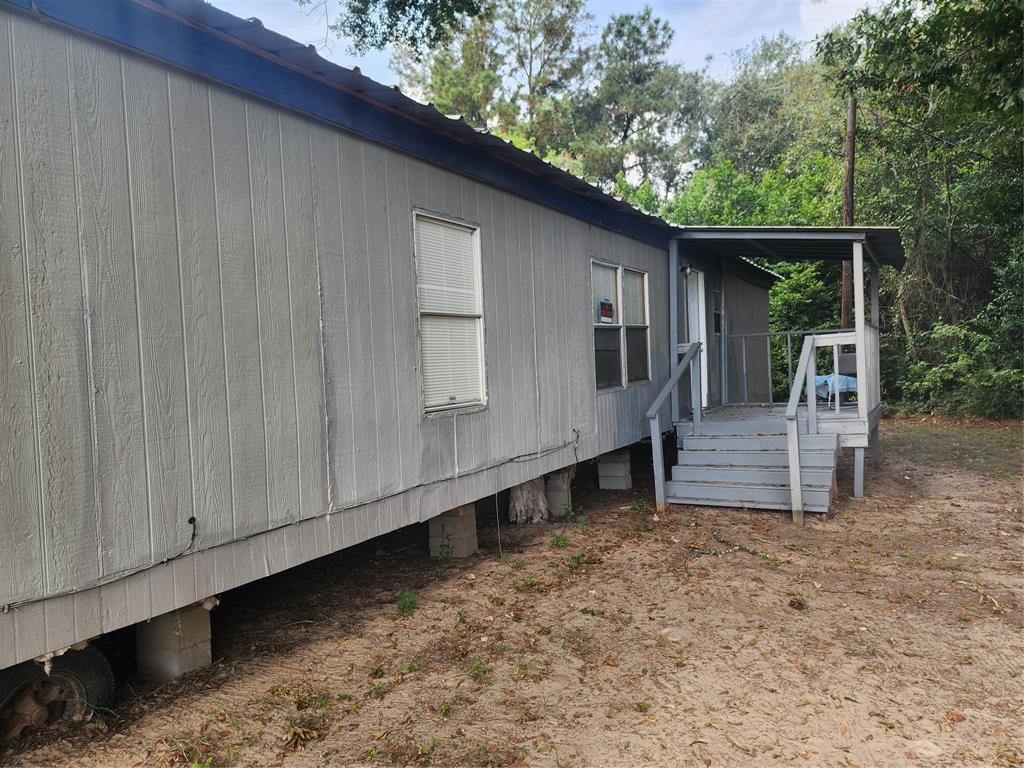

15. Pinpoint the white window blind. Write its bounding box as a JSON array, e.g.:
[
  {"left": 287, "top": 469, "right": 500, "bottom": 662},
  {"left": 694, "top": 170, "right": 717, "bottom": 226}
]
[
  {"left": 592, "top": 262, "right": 618, "bottom": 324},
  {"left": 622, "top": 270, "right": 646, "bottom": 326},
  {"left": 623, "top": 269, "right": 649, "bottom": 383},
  {"left": 414, "top": 215, "right": 485, "bottom": 411}
]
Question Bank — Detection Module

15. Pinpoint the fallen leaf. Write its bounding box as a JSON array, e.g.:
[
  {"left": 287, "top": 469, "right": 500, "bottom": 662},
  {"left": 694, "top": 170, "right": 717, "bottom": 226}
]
[{"left": 946, "top": 711, "right": 966, "bottom": 723}]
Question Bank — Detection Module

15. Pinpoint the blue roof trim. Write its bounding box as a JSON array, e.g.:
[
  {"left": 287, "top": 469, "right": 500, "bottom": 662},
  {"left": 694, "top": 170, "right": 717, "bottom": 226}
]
[{"left": 9, "top": 0, "right": 671, "bottom": 250}]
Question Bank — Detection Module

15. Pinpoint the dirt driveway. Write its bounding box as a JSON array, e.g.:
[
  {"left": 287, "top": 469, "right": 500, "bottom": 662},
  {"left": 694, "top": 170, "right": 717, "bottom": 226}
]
[{"left": 4, "top": 418, "right": 1022, "bottom": 768}]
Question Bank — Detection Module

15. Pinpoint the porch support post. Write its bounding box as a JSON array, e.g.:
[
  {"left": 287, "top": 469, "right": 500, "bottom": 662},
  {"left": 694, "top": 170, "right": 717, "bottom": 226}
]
[
  {"left": 669, "top": 238, "right": 680, "bottom": 424},
  {"left": 870, "top": 260, "right": 881, "bottom": 470},
  {"left": 853, "top": 242, "right": 868, "bottom": 421},
  {"left": 720, "top": 259, "right": 728, "bottom": 404},
  {"left": 870, "top": 261, "right": 880, "bottom": 327},
  {"left": 854, "top": 447, "right": 865, "bottom": 497}
]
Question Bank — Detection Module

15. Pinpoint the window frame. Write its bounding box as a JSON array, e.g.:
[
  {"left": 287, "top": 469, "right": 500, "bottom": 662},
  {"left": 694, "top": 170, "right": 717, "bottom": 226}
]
[
  {"left": 592, "top": 259, "right": 624, "bottom": 391},
  {"left": 591, "top": 260, "right": 651, "bottom": 391},
  {"left": 622, "top": 267, "right": 651, "bottom": 385},
  {"left": 412, "top": 210, "right": 487, "bottom": 415}
]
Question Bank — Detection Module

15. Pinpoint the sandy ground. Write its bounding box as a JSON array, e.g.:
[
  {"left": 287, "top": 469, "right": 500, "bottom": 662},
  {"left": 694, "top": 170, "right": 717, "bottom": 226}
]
[{"left": 3, "top": 418, "right": 1022, "bottom": 768}]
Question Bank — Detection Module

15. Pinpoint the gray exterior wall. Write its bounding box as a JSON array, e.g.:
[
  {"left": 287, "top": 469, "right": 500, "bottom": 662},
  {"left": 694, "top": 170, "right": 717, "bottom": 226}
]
[
  {"left": 724, "top": 271, "right": 772, "bottom": 403},
  {"left": 0, "top": 9, "right": 670, "bottom": 667},
  {"left": 674, "top": 260, "right": 772, "bottom": 412}
]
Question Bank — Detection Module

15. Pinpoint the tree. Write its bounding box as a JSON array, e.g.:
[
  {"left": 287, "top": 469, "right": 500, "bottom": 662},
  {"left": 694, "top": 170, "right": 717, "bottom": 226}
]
[
  {"left": 296, "top": 0, "right": 488, "bottom": 56},
  {"left": 393, "top": 0, "right": 590, "bottom": 147},
  {"left": 817, "top": 0, "right": 1023, "bottom": 414},
  {"left": 499, "top": 0, "right": 592, "bottom": 127},
  {"left": 393, "top": 10, "right": 506, "bottom": 129},
  {"left": 700, "top": 35, "right": 840, "bottom": 178},
  {"left": 569, "top": 8, "right": 705, "bottom": 191}
]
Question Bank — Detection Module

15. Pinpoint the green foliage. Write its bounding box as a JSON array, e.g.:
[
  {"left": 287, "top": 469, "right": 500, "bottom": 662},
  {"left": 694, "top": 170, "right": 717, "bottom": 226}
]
[
  {"left": 899, "top": 324, "right": 1023, "bottom": 419},
  {"left": 549, "top": 531, "right": 569, "bottom": 549},
  {"left": 397, "top": 590, "right": 418, "bottom": 616},
  {"left": 571, "top": 8, "right": 705, "bottom": 190},
  {"left": 467, "top": 656, "right": 489, "bottom": 680},
  {"left": 816, "top": 0, "right": 1023, "bottom": 417},
  {"left": 297, "top": 0, "right": 484, "bottom": 56},
  {"left": 612, "top": 173, "right": 660, "bottom": 214}
]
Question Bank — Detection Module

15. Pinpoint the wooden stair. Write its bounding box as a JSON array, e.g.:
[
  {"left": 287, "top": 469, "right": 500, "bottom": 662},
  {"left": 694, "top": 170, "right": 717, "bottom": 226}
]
[{"left": 665, "top": 426, "right": 839, "bottom": 514}]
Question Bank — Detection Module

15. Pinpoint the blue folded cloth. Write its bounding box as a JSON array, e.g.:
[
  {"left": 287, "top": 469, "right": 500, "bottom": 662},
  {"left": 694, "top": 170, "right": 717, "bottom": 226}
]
[{"left": 815, "top": 374, "right": 857, "bottom": 399}]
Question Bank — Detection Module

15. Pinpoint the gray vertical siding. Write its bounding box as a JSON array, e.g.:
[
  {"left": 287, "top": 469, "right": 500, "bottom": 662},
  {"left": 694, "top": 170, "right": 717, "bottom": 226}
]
[
  {"left": 0, "top": 8, "right": 668, "bottom": 668},
  {"left": 724, "top": 272, "right": 772, "bottom": 403}
]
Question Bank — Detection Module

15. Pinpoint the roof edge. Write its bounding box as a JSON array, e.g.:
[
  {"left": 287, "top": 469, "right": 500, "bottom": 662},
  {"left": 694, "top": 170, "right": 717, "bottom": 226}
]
[{"left": 2, "top": 0, "right": 674, "bottom": 249}]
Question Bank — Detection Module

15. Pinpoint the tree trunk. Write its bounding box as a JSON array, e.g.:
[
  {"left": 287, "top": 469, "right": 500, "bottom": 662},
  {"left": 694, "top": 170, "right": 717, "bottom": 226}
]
[
  {"left": 841, "top": 96, "right": 856, "bottom": 328},
  {"left": 508, "top": 478, "right": 548, "bottom": 524}
]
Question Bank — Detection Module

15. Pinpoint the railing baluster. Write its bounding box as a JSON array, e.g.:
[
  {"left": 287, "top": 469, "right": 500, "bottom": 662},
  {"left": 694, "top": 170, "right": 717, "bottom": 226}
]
[
  {"left": 833, "top": 343, "right": 840, "bottom": 414},
  {"left": 651, "top": 412, "right": 665, "bottom": 511},
  {"left": 806, "top": 345, "right": 817, "bottom": 435},
  {"left": 741, "top": 335, "right": 748, "bottom": 403},
  {"left": 786, "top": 335, "right": 816, "bottom": 524},
  {"left": 691, "top": 349, "right": 702, "bottom": 437},
  {"left": 647, "top": 342, "right": 703, "bottom": 511},
  {"left": 786, "top": 334, "right": 793, "bottom": 389},
  {"left": 766, "top": 335, "right": 773, "bottom": 404}
]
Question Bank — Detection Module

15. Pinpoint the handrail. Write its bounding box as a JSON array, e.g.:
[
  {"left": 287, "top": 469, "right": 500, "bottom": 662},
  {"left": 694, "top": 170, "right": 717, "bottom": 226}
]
[
  {"left": 785, "top": 336, "right": 816, "bottom": 524},
  {"left": 648, "top": 342, "right": 702, "bottom": 512},
  {"left": 728, "top": 327, "right": 853, "bottom": 339},
  {"left": 645, "top": 342, "right": 701, "bottom": 420},
  {"left": 725, "top": 327, "right": 856, "bottom": 404}
]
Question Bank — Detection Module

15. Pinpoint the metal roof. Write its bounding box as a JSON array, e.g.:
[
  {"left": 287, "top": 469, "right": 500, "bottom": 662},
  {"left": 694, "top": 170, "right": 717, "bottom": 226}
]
[
  {"left": 677, "top": 227, "right": 906, "bottom": 268},
  {"left": 142, "top": 0, "right": 676, "bottom": 241}
]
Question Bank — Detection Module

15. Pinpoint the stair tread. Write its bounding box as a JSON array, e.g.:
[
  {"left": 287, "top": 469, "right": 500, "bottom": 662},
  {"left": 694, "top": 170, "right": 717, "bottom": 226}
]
[
  {"left": 674, "top": 463, "right": 833, "bottom": 470},
  {"left": 667, "top": 481, "right": 835, "bottom": 493},
  {"left": 665, "top": 497, "right": 830, "bottom": 512},
  {"left": 679, "top": 448, "right": 831, "bottom": 454}
]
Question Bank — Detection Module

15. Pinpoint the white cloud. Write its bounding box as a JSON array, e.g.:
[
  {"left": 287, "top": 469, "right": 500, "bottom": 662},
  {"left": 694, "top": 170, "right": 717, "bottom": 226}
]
[{"left": 799, "top": 0, "right": 876, "bottom": 39}]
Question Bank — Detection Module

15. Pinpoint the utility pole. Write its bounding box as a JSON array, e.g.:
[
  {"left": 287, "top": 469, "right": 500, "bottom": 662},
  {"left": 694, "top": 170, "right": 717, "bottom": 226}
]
[{"left": 841, "top": 95, "right": 856, "bottom": 329}]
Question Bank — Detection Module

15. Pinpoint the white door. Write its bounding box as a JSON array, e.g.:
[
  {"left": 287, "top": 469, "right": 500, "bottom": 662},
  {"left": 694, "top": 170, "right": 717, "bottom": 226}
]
[{"left": 686, "top": 270, "right": 710, "bottom": 408}]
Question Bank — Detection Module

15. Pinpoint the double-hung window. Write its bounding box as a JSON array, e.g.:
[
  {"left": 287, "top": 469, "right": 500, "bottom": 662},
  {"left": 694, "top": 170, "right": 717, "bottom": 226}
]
[
  {"left": 592, "top": 262, "right": 621, "bottom": 389},
  {"left": 592, "top": 262, "right": 650, "bottom": 389},
  {"left": 414, "top": 213, "right": 485, "bottom": 411},
  {"left": 623, "top": 269, "right": 650, "bottom": 383}
]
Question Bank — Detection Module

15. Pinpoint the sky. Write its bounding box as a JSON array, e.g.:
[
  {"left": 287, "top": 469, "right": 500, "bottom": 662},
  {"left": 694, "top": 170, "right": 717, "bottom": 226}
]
[{"left": 212, "top": 0, "right": 877, "bottom": 86}]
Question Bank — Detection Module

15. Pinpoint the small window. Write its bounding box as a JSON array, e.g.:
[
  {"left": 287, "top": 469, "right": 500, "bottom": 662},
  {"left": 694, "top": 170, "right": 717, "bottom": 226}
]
[
  {"left": 623, "top": 269, "right": 649, "bottom": 383},
  {"left": 592, "top": 262, "right": 649, "bottom": 389},
  {"left": 414, "top": 214, "right": 485, "bottom": 411},
  {"left": 592, "top": 262, "right": 621, "bottom": 389},
  {"left": 713, "top": 289, "right": 722, "bottom": 335}
]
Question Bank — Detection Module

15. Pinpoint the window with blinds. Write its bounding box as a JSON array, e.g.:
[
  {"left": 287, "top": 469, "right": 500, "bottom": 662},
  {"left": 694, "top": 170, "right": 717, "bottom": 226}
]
[
  {"left": 623, "top": 269, "right": 649, "bottom": 383},
  {"left": 591, "top": 262, "right": 649, "bottom": 389},
  {"left": 414, "top": 214, "right": 485, "bottom": 411},
  {"left": 592, "top": 262, "right": 621, "bottom": 389}
]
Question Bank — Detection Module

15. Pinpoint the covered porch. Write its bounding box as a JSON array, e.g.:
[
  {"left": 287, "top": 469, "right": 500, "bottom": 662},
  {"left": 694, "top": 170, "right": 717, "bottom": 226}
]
[{"left": 648, "top": 227, "right": 906, "bottom": 523}]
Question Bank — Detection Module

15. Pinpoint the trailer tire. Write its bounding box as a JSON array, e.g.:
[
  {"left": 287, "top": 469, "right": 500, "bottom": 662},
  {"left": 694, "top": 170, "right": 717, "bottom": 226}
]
[{"left": 0, "top": 645, "right": 115, "bottom": 743}]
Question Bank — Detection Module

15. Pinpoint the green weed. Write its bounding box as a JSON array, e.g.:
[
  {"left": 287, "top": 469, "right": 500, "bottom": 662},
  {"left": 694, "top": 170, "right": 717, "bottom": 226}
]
[{"left": 397, "top": 590, "right": 418, "bottom": 616}]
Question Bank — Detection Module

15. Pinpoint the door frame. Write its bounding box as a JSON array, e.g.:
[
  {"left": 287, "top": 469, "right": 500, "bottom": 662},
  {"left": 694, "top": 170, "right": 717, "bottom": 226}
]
[{"left": 686, "top": 269, "right": 710, "bottom": 409}]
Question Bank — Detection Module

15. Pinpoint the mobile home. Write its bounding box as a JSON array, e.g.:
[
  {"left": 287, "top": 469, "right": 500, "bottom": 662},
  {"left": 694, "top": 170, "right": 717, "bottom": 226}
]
[{"left": 0, "top": 0, "right": 902, "bottom": 735}]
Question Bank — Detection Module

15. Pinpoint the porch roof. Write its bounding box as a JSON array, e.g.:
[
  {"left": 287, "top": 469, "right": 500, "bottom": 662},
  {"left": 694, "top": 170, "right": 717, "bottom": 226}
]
[{"left": 674, "top": 227, "right": 906, "bottom": 269}]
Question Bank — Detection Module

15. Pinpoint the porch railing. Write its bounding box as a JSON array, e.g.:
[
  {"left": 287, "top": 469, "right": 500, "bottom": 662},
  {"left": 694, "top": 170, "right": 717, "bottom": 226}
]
[
  {"left": 646, "top": 341, "right": 702, "bottom": 511},
  {"left": 784, "top": 327, "right": 880, "bottom": 522},
  {"left": 726, "top": 327, "right": 851, "bottom": 404}
]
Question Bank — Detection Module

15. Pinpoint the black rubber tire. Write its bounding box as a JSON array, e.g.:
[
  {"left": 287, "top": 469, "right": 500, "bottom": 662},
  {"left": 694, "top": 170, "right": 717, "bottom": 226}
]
[
  {"left": 0, "top": 645, "right": 115, "bottom": 742},
  {"left": 46, "top": 645, "right": 116, "bottom": 719},
  {"left": 0, "top": 661, "right": 42, "bottom": 720}
]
